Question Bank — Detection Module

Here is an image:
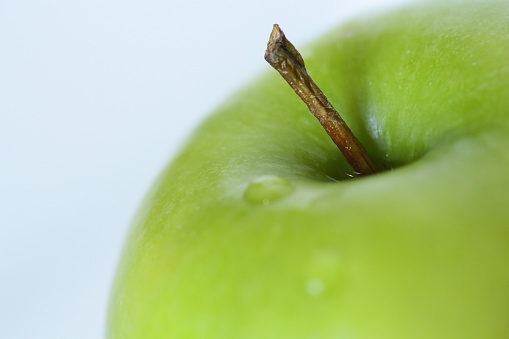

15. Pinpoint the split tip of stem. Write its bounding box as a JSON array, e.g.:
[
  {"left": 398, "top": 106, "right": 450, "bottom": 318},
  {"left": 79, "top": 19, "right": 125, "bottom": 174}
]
[
  {"left": 269, "top": 24, "right": 284, "bottom": 45},
  {"left": 264, "top": 24, "right": 305, "bottom": 68},
  {"left": 264, "top": 24, "right": 284, "bottom": 64}
]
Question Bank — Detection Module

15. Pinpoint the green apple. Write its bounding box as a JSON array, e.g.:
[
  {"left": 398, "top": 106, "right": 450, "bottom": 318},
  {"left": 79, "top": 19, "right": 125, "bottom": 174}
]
[{"left": 108, "top": 0, "right": 509, "bottom": 337}]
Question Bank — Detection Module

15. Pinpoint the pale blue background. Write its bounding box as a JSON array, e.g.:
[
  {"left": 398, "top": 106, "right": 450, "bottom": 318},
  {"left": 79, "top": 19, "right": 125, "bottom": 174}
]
[{"left": 1, "top": 0, "right": 407, "bottom": 337}]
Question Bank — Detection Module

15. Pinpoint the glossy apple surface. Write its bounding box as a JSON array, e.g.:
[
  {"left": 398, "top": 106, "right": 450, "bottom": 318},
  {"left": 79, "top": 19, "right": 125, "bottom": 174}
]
[{"left": 109, "top": 0, "right": 509, "bottom": 337}]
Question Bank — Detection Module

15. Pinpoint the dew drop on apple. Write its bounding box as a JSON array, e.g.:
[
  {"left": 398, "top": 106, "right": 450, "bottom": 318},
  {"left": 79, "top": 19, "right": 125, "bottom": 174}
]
[
  {"left": 305, "top": 250, "right": 343, "bottom": 296},
  {"left": 243, "top": 175, "right": 293, "bottom": 205},
  {"left": 307, "top": 278, "right": 325, "bottom": 296}
]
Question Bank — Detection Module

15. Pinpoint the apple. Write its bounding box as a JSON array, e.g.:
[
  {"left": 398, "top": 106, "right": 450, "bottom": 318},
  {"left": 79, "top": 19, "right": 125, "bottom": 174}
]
[{"left": 108, "top": 0, "right": 509, "bottom": 338}]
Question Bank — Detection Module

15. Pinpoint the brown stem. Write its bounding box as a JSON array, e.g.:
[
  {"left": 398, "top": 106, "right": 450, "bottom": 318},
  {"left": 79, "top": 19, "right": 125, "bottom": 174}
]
[{"left": 264, "top": 24, "right": 379, "bottom": 176}]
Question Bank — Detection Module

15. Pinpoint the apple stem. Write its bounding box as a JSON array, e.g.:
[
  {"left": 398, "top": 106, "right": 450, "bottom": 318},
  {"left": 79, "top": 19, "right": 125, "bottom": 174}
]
[{"left": 264, "top": 24, "right": 379, "bottom": 176}]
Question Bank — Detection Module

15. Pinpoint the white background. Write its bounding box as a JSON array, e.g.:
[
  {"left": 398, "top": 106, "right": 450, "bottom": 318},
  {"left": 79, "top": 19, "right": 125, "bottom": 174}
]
[{"left": 1, "top": 0, "right": 408, "bottom": 338}]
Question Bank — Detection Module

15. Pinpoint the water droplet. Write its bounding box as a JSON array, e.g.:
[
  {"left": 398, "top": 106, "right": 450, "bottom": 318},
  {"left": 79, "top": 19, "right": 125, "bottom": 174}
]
[
  {"left": 243, "top": 175, "right": 293, "bottom": 205},
  {"left": 307, "top": 278, "right": 325, "bottom": 296},
  {"left": 305, "top": 250, "right": 343, "bottom": 296}
]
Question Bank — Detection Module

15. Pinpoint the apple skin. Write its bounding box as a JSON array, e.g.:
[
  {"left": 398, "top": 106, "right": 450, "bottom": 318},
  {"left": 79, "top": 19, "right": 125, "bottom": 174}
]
[{"left": 108, "top": 0, "right": 509, "bottom": 338}]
